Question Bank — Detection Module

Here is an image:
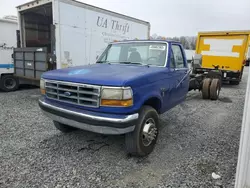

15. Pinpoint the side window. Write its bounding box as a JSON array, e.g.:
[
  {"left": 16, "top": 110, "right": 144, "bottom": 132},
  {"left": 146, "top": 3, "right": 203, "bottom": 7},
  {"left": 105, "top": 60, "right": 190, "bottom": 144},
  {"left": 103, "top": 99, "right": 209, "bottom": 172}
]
[{"left": 171, "top": 45, "right": 185, "bottom": 68}]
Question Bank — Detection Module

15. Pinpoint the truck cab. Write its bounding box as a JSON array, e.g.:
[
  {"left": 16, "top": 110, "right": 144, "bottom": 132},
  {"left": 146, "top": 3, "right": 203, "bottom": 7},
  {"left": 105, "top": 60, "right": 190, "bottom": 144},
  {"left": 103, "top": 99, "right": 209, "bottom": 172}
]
[{"left": 39, "top": 40, "right": 190, "bottom": 156}]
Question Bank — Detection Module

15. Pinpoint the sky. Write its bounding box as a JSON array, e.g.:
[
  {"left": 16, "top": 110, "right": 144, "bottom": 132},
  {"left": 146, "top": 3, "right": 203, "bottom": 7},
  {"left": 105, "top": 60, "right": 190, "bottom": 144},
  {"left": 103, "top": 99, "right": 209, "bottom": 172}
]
[{"left": 0, "top": 0, "right": 249, "bottom": 37}]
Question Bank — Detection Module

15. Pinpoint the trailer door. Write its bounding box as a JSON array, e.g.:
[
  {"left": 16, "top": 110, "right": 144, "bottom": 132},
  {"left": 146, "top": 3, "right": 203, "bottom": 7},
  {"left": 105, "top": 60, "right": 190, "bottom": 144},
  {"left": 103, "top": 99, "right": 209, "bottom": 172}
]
[{"left": 13, "top": 47, "right": 48, "bottom": 80}]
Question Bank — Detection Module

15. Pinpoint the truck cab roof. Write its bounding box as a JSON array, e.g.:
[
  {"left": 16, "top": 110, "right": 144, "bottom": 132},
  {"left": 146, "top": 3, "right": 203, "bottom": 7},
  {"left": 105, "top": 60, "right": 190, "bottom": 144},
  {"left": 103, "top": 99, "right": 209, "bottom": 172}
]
[{"left": 110, "top": 39, "right": 181, "bottom": 44}]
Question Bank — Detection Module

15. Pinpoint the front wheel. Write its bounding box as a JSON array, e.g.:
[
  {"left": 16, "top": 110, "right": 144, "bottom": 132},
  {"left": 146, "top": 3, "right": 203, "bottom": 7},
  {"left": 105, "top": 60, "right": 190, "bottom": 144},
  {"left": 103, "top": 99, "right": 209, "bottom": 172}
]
[
  {"left": 0, "top": 75, "right": 19, "bottom": 92},
  {"left": 125, "top": 105, "right": 159, "bottom": 157}
]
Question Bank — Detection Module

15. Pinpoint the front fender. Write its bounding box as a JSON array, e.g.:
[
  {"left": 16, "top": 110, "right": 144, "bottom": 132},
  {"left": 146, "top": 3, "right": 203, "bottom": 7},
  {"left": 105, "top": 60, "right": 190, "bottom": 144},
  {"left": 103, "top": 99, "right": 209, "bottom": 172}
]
[{"left": 133, "top": 89, "right": 163, "bottom": 112}]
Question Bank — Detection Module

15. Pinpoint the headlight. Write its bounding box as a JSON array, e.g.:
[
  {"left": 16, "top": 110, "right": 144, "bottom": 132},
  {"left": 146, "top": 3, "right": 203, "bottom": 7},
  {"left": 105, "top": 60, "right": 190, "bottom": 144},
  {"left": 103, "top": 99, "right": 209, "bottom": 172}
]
[
  {"left": 40, "top": 79, "right": 45, "bottom": 95},
  {"left": 101, "top": 87, "right": 133, "bottom": 107}
]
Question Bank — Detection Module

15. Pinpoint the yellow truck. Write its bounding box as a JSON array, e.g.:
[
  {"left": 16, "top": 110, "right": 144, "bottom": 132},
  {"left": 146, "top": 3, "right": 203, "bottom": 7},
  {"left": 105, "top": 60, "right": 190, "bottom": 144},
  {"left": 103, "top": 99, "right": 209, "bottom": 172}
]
[{"left": 193, "top": 30, "right": 250, "bottom": 85}]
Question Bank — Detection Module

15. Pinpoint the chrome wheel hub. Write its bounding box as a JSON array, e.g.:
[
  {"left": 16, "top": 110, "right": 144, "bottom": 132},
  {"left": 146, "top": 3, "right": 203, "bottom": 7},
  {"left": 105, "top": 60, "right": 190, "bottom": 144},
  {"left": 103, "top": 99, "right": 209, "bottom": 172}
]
[{"left": 142, "top": 118, "right": 157, "bottom": 146}]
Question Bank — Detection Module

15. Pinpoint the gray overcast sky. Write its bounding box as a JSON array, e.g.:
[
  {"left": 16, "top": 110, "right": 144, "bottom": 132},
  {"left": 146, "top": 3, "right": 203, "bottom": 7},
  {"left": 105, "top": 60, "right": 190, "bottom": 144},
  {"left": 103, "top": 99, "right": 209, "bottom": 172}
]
[{"left": 0, "top": 0, "right": 249, "bottom": 37}]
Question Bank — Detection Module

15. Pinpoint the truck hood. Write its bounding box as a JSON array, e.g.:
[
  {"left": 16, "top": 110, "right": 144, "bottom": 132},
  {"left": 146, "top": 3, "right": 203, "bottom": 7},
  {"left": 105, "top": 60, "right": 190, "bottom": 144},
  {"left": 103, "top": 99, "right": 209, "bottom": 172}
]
[{"left": 42, "top": 63, "right": 167, "bottom": 87}]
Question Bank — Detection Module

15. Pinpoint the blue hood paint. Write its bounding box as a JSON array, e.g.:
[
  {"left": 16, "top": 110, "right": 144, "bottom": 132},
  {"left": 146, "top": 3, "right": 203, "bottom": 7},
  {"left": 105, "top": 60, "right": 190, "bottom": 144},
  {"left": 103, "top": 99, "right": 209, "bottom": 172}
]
[{"left": 42, "top": 63, "right": 169, "bottom": 87}]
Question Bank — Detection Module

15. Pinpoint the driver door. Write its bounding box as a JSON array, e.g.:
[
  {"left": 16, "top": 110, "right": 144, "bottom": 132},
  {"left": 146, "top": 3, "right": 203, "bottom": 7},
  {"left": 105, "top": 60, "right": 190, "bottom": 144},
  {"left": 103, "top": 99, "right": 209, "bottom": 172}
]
[{"left": 171, "top": 44, "right": 189, "bottom": 103}]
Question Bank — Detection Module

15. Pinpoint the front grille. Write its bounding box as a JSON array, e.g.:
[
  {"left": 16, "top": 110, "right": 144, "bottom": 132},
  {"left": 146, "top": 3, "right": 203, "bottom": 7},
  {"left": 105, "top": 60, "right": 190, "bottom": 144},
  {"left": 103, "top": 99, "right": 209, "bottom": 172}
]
[{"left": 45, "top": 80, "right": 101, "bottom": 108}]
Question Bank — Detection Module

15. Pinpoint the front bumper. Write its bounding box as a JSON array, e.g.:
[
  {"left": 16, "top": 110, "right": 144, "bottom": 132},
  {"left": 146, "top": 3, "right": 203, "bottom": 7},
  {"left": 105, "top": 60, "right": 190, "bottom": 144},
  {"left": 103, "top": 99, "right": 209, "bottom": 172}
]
[{"left": 38, "top": 98, "right": 138, "bottom": 135}]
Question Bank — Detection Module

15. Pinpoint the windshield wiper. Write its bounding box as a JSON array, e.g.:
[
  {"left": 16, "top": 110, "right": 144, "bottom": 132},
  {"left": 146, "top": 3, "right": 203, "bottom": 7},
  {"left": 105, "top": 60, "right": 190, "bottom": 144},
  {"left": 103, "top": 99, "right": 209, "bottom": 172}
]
[
  {"left": 120, "top": 62, "right": 151, "bottom": 67},
  {"left": 119, "top": 61, "right": 143, "bottom": 65}
]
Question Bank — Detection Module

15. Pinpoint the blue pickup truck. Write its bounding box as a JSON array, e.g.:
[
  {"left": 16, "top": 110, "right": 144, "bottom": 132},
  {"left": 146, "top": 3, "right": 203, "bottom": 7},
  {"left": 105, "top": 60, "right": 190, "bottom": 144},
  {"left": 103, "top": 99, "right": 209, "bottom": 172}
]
[{"left": 39, "top": 40, "right": 222, "bottom": 156}]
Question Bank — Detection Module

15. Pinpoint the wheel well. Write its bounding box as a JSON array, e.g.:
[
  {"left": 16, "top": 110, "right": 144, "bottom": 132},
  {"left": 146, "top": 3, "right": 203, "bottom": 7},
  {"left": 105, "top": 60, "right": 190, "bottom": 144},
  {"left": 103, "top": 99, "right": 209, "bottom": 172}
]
[
  {"left": 0, "top": 73, "right": 14, "bottom": 78},
  {"left": 143, "top": 97, "right": 161, "bottom": 113}
]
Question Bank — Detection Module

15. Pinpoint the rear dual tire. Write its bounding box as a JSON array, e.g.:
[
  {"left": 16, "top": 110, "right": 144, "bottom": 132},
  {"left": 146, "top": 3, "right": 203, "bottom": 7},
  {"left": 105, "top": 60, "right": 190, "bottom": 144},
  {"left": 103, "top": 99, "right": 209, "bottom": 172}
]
[
  {"left": 210, "top": 79, "right": 221, "bottom": 100},
  {"left": 202, "top": 78, "right": 221, "bottom": 100},
  {"left": 202, "top": 78, "right": 211, "bottom": 99}
]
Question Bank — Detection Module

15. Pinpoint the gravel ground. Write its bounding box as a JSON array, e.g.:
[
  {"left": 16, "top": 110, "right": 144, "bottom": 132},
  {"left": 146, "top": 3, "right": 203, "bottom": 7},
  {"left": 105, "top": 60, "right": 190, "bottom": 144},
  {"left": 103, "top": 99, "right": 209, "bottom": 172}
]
[{"left": 0, "top": 68, "right": 248, "bottom": 188}]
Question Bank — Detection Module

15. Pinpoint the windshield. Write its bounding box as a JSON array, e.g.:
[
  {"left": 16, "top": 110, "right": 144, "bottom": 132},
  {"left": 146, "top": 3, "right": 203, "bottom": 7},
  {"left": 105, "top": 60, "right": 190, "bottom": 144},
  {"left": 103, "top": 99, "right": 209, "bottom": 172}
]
[{"left": 97, "top": 42, "right": 167, "bottom": 66}]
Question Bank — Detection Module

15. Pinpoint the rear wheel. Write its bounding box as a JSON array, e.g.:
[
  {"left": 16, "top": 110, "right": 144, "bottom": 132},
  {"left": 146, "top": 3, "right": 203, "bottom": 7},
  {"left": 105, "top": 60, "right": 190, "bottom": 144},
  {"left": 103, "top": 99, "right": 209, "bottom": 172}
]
[
  {"left": 53, "top": 121, "right": 77, "bottom": 133},
  {"left": 202, "top": 78, "right": 212, "bottom": 99},
  {"left": 210, "top": 79, "right": 221, "bottom": 100},
  {"left": 125, "top": 105, "right": 159, "bottom": 157},
  {"left": 0, "top": 75, "right": 19, "bottom": 92}
]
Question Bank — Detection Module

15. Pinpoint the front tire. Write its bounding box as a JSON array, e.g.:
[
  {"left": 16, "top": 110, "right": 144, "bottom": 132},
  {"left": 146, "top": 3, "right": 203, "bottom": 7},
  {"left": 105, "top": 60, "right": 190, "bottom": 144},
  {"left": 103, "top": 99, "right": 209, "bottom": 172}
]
[
  {"left": 125, "top": 105, "right": 159, "bottom": 157},
  {"left": 53, "top": 121, "right": 77, "bottom": 133},
  {"left": 0, "top": 75, "right": 19, "bottom": 92}
]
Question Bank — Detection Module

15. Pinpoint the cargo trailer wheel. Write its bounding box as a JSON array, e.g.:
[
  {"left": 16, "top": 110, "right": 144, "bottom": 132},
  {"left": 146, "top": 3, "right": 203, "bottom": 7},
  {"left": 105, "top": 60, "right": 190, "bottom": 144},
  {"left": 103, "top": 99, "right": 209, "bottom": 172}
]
[
  {"left": 125, "top": 105, "right": 159, "bottom": 157},
  {"left": 0, "top": 75, "right": 19, "bottom": 92},
  {"left": 202, "top": 78, "right": 212, "bottom": 99},
  {"left": 210, "top": 79, "right": 221, "bottom": 100},
  {"left": 53, "top": 121, "right": 77, "bottom": 133}
]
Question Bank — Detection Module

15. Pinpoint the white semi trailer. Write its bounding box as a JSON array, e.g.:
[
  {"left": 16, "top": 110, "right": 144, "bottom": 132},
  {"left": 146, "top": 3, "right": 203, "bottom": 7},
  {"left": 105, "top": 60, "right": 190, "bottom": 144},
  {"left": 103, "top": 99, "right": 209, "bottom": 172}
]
[
  {"left": 0, "top": 16, "right": 18, "bottom": 91},
  {"left": 11, "top": 0, "right": 150, "bottom": 90},
  {"left": 235, "top": 67, "right": 250, "bottom": 188}
]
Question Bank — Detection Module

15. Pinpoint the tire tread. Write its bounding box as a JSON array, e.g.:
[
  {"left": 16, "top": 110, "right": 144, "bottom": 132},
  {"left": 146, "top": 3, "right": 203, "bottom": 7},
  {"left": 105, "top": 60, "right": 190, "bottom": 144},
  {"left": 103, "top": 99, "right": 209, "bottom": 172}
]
[
  {"left": 210, "top": 79, "right": 220, "bottom": 100},
  {"left": 202, "top": 78, "right": 211, "bottom": 99}
]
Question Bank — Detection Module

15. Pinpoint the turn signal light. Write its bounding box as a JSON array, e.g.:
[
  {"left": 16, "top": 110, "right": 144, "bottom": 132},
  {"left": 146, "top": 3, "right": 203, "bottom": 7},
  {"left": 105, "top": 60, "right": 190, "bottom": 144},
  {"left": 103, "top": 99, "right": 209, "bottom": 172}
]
[
  {"left": 101, "top": 99, "right": 133, "bottom": 107},
  {"left": 40, "top": 89, "right": 45, "bottom": 95}
]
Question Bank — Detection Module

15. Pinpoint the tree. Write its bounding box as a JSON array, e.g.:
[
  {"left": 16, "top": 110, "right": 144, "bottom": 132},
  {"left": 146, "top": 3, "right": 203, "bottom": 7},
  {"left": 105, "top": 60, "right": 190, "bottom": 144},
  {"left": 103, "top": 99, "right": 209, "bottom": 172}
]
[
  {"left": 180, "top": 36, "right": 191, "bottom": 49},
  {"left": 150, "top": 35, "right": 197, "bottom": 50},
  {"left": 189, "top": 37, "right": 197, "bottom": 50}
]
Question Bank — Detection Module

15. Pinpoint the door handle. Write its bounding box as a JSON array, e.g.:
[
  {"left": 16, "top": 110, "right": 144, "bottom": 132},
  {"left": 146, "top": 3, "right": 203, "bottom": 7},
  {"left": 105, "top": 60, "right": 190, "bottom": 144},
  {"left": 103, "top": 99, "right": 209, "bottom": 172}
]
[
  {"left": 160, "top": 88, "right": 167, "bottom": 92},
  {"left": 160, "top": 88, "right": 167, "bottom": 97}
]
